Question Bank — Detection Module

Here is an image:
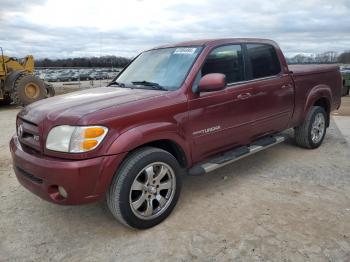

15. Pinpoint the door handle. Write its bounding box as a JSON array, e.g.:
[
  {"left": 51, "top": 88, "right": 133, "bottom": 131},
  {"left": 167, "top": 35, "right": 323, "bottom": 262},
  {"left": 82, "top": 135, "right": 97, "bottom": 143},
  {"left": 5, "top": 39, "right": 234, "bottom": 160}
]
[
  {"left": 237, "top": 93, "right": 251, "bottom": 100},
  {"left": 281, "top": 84, "right": 292, "bottom": 89}
]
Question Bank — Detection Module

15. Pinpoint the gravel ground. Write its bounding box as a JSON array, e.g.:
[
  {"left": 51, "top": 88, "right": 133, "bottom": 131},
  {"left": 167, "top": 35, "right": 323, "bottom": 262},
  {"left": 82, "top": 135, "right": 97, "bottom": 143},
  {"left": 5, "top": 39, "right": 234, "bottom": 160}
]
[
  {"left": 1, "top": 98, "right": 350, "bottom": 261},
  {"left": 51, "top": 80, "right": 111, "bottom": 95},
  {"left": 333, "top": 96, "right": 350, "bottom": 143}
]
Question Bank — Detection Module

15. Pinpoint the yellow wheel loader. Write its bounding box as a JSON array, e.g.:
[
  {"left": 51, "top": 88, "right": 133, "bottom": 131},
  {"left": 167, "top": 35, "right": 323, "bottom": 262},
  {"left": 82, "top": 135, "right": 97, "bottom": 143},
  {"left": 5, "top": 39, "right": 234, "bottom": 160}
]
[{"left": 0, "top": 47, "right": 55, "bottom": 106}]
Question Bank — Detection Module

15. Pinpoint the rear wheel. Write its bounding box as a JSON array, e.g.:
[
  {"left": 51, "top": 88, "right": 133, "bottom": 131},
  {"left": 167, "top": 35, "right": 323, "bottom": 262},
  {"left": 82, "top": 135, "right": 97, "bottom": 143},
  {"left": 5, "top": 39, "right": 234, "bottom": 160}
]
[
  {"left": 107, "top": 147, "right": 182, "bottom": 229},
  {"left": 294, "top": 106, "right": 327, "bottom": 149},
  {"left": 11, "top": 74, "right": 47, "bottom": 106}
]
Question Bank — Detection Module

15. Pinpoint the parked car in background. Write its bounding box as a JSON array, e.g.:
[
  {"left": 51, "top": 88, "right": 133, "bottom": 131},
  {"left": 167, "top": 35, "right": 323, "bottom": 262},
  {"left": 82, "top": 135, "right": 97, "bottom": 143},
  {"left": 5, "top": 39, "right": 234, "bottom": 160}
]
[
  {"left": 57, "top": 73, "right": 72, "bottom": 82},
  {"left": 90, "top": 72, "right": 102, "bottom": 80},
  {"left": 70, "top": 72, "right": 80, "bottom": 81},
  {"left": 341, "top": 66, "right": 350, "bottom": 96},
  {"left": 45, "top": 73, "right": 59, "bottom": 82},
  {"left": 34, "top": 68, "right": 120, "bottom": 82},
  {"left": 91, "top": 71, "right": 109, "bottom": 80},
  {"left": 79, "top": 71, "right": 91, "bottom": 81}
]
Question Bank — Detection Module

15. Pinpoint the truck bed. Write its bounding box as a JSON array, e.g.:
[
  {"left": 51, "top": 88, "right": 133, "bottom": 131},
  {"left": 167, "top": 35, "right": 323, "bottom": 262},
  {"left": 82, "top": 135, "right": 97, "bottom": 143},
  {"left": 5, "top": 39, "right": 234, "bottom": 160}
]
[
  {"left": 288, "top": 64, "right": 342, "bottom": 128},
  {"left": 289, "top": 64, "right": 339, "bottom": 76}
]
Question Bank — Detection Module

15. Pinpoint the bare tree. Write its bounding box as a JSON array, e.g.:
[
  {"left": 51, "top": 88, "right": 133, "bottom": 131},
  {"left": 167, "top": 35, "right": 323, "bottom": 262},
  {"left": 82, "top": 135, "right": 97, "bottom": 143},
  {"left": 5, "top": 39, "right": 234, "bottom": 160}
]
[
  {"left": 338, "top": 51, "right": 350, "bottom": 64},
  {"left": 36, "top": 56, "right": 132, "bottom": 68}
]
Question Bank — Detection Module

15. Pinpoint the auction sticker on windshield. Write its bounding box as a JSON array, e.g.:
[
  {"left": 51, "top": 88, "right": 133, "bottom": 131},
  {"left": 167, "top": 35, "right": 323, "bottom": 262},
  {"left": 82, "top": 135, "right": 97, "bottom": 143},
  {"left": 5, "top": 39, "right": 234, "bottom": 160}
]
[{"left": 174, "top": 47, "right": 197, "bottom": 54}]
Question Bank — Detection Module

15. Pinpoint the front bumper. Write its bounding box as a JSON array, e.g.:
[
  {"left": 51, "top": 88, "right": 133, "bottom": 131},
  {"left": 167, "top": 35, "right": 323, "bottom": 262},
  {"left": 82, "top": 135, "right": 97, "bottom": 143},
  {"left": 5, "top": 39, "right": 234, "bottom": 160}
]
[{"left": 10, "top": 135, "right": 126, "bottom": 205}]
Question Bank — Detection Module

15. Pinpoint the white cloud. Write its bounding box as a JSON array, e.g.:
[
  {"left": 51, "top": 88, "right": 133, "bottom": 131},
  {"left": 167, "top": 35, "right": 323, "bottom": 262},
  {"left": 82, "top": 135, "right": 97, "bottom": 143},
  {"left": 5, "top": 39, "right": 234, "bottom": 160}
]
[{"left": 0, "top": 0, "right": 349, "bottom": 58}]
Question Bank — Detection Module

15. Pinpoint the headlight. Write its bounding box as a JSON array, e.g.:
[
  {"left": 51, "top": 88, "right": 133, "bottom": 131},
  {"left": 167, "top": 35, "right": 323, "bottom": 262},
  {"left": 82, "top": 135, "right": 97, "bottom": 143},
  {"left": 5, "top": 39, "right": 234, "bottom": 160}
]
[{"left": 46, "top": 125, "right": 108, "bottom": 153}]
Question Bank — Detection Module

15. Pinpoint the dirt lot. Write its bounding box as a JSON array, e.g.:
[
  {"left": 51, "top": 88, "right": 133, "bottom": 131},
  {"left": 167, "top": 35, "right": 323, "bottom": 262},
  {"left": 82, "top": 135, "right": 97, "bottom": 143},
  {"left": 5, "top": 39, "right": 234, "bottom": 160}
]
[
  {"left": 1, "top": 95, "right": 350, "bottom": 261},
  {"left": 51, "top": 79, "right": 111, "bottom": 95}
]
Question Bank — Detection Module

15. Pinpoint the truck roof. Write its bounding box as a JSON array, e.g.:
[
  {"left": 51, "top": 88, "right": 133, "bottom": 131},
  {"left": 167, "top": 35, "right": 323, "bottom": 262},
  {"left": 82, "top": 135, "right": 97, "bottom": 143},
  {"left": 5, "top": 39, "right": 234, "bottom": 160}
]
[{"left": 153, "top": 38, "right": 279, "bottom": 49}]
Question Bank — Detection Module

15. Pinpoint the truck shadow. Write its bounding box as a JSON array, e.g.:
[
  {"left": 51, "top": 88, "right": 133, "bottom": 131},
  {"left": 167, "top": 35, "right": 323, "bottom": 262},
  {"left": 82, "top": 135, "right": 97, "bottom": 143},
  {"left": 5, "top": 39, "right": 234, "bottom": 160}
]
[{"left": 0, "top": 104, "right": 22, "bottom": 111}]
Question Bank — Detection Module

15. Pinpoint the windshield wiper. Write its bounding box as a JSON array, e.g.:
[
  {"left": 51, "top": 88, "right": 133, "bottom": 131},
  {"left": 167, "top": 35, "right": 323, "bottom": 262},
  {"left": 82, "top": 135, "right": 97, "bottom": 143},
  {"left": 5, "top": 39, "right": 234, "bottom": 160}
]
[
  {"left": 108, "top": 81, "right": 125, "bottom": 87},
  {"left": 131, "top": 81, "right": 168, "bottom": 91}
]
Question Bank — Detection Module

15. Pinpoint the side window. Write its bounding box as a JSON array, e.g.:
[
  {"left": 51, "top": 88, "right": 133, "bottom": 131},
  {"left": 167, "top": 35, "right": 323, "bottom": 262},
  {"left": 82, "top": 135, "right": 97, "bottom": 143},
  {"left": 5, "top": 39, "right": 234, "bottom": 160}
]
[
  {"left": 201, "top": 45, "right": 244, "bottom": 84},
  {"left": 246, "top": 44, "right": 281, "bottom": 79}
]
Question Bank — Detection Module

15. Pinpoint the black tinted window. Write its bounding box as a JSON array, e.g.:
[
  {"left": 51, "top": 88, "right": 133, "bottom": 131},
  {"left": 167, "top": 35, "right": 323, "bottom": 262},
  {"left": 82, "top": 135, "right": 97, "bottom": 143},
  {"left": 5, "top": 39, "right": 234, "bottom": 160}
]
[
  {"left": 201, "top": 45, "right": 244, "bottom": 83},
  {"left": 246, "top": 44, "right": 281, "bottom": 78}
]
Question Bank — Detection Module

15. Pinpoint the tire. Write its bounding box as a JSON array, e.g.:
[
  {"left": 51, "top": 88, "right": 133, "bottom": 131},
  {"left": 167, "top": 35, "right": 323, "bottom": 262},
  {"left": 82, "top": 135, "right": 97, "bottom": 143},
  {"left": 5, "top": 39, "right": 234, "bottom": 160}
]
[
  {"left": 11, "top": 74, "right": 47, "bottom": 106},
  {"left": 45, "top": 83, "right": 55, "bottom": 97},
  {"left": 107, "top": 147, "right": 182, "bottom": 229},
  {"left": 294, "top": 106, "right": 327, "bottom": 149},
  {"left": 0, "top": 93, "right": 12, "bottom": 105}
]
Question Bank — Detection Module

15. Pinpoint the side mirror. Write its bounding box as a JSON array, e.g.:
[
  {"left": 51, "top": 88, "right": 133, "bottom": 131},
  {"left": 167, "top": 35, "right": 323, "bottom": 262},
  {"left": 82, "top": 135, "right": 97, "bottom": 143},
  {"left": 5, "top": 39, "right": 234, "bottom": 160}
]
[{"left": 198, "top": 73, "right": 226, "bottom": 92}]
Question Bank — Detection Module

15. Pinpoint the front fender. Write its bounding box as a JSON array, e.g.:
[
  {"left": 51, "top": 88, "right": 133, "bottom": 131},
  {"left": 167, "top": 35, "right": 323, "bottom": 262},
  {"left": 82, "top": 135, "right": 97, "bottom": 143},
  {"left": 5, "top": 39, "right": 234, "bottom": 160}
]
[{"left": 106, "top": 122, "right": 191, "bottom": 165}]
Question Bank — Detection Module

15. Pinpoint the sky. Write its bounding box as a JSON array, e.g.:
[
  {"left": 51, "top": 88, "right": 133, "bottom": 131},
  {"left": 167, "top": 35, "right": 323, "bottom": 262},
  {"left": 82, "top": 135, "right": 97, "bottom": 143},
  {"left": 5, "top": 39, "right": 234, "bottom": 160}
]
[{"left": 0, "top": 0, "right": 349, "bottom": 59}]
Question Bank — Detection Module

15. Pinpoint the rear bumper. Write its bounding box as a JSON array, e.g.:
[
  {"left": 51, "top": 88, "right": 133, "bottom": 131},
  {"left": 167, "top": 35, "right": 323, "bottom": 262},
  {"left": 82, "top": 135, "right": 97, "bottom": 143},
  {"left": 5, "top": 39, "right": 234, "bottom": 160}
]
[{"left": 10, "top": 135, "right": 126, "bottom": 205}]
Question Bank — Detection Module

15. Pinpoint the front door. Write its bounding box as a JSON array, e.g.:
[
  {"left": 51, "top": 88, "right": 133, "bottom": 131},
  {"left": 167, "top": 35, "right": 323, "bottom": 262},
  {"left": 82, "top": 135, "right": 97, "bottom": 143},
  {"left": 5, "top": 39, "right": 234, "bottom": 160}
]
[{"left": 187, "top": 44, "right": 255, "bottom": 162}]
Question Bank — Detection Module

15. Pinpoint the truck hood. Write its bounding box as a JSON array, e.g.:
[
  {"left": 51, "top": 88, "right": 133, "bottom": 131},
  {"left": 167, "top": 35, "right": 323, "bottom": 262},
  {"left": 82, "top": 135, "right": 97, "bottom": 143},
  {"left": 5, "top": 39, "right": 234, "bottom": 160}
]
[{"left": 19, "top": 87, "right": 168, "bottom": 124}]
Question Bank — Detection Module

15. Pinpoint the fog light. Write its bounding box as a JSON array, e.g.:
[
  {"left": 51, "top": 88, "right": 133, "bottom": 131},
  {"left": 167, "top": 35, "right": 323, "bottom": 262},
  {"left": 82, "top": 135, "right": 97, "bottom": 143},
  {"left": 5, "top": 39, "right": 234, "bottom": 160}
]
[{"left": 58, "top": 186, "right": 68, "bottom": 198}]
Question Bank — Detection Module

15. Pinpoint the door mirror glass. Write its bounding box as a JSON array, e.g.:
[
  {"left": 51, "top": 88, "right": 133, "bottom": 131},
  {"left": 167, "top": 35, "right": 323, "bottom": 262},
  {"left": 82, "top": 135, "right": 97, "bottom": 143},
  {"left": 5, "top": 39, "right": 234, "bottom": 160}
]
[{"left": 198, "top": 73, "right": 226, "bottom": 92}]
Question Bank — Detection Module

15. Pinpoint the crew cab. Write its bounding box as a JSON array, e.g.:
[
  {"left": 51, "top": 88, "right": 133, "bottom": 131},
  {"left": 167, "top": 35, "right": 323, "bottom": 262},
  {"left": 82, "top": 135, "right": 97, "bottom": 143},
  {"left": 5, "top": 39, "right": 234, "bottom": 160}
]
[{"left": 10, "top": 38, "right": 342, "bottom": 229}]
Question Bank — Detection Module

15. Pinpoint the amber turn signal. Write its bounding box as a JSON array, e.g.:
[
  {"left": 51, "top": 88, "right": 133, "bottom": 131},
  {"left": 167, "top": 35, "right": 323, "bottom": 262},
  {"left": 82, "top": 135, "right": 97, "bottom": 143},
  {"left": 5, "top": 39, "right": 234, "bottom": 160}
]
[
  {"left": 84, "top": 127, "right": 105, "bottom": 138},
  {"left": 82, "top": 140, "right": 98, "bottom": 150}
]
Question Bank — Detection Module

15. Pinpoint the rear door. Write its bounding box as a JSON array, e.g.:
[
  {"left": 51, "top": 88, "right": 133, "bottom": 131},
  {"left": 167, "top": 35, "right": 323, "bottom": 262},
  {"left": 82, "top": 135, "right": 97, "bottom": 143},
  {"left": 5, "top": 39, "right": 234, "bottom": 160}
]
[
  {"left": 188, "top": 44, "right": 256, "bottom": 162},
  {"left": 244, "top": 43, "right": 294, "bottom": 138}
]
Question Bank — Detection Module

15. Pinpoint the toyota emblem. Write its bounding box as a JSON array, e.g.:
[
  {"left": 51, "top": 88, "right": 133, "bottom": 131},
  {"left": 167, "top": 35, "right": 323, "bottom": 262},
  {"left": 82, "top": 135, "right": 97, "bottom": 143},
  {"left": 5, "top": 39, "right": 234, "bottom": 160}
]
[{"left": 18, "top": 124, "right": 24, "bottom": 137}]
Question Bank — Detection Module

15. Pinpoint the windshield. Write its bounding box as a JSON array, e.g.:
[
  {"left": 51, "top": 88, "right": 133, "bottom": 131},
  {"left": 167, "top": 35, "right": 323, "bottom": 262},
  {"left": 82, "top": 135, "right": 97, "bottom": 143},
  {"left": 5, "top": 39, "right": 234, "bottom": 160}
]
[{"left": 115, "top": 46, "right": 202, "bottom": 91}]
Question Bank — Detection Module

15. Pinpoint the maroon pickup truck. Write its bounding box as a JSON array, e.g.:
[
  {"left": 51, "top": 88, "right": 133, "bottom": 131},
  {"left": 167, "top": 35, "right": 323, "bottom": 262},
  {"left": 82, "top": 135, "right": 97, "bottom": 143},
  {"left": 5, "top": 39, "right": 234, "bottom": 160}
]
[{"left": 10, "top": 38, "right": 341, "bottom": 229}]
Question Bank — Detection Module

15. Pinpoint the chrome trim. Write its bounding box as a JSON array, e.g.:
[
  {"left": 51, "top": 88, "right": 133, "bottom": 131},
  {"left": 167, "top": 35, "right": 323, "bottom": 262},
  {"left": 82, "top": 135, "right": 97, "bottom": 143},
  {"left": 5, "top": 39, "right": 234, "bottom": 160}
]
[
  {"left": 201, "top": 135, "right": 286, "bottom": 173},
  {"left": 227, "top": 73, "right": 284, "bottom": 87}
]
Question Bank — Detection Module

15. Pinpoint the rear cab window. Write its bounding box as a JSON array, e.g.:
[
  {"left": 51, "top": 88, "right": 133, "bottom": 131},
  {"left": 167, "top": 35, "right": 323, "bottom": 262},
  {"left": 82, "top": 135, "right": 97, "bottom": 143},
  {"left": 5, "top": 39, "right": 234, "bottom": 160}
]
[{"left": 246, "top": 44, "right": 281, "bottom": 79}]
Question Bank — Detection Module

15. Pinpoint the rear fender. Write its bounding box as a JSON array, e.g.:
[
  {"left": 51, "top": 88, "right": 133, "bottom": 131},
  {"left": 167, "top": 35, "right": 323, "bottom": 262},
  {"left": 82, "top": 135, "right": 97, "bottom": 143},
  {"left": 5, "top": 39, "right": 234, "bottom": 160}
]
[
  {"left": 106, "top": 122, "right": 191, "bottom": 165},
  {"left": 303, "top": 84, "right": 331, "bottom": 119}
]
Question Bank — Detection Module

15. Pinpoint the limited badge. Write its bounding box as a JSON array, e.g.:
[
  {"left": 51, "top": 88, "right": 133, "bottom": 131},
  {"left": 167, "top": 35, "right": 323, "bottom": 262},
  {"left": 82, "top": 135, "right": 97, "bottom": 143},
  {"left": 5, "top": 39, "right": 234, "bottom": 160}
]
[{"left": 18, "top": 124, "right": 23, "bottom": 137}]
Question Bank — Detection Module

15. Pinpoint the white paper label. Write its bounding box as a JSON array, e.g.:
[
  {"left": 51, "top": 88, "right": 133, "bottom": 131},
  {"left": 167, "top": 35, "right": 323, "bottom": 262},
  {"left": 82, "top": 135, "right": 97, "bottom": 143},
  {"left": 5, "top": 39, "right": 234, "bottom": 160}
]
[{"left": 174, "top": 47, "right": 197, "bottom": 54}]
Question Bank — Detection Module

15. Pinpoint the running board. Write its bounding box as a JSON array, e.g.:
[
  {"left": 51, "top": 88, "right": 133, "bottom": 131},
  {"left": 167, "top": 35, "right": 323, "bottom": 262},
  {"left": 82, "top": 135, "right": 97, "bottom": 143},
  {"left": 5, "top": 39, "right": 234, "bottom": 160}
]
[{"left": 188, "top": 134, "right": 287, "bottom": 176}]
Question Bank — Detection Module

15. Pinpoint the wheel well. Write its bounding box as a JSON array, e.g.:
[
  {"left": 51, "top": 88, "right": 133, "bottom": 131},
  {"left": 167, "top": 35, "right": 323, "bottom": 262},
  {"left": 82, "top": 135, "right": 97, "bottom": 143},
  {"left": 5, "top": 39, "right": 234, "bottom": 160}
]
[
  {"left": 134, "top": 140, "right": 188, "bottom": 168},
  {"left": 314, "top": 97, "right": 330, "bottom": 126}
]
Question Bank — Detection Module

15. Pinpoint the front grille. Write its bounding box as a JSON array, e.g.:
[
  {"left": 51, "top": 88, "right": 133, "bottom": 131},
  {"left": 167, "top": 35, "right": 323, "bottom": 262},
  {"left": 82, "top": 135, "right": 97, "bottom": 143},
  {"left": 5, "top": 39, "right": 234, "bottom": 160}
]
[
  {"left": 15, "top": 166, "right": 43, "bottom": 184},
  {"left": 17, "top": 117, "right": 41, "bottom": 154}
]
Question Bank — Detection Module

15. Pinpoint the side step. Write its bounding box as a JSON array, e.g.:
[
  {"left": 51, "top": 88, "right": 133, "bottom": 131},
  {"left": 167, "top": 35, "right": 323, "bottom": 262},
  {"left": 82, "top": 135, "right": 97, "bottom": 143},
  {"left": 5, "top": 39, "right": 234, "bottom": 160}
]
[{"left": 188, "top": 134, "right": 287, "bottom": 176}]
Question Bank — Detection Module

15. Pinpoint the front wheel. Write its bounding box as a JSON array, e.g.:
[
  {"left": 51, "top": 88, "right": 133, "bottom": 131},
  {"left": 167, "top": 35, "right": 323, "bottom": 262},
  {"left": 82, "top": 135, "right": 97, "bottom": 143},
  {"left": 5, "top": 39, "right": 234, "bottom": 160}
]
[
  {"left": 294, "top": 106, "right": 327, "bottom": 149},
  {"left": 107, "top": 147, "right": 182, "bottom": 229}
]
